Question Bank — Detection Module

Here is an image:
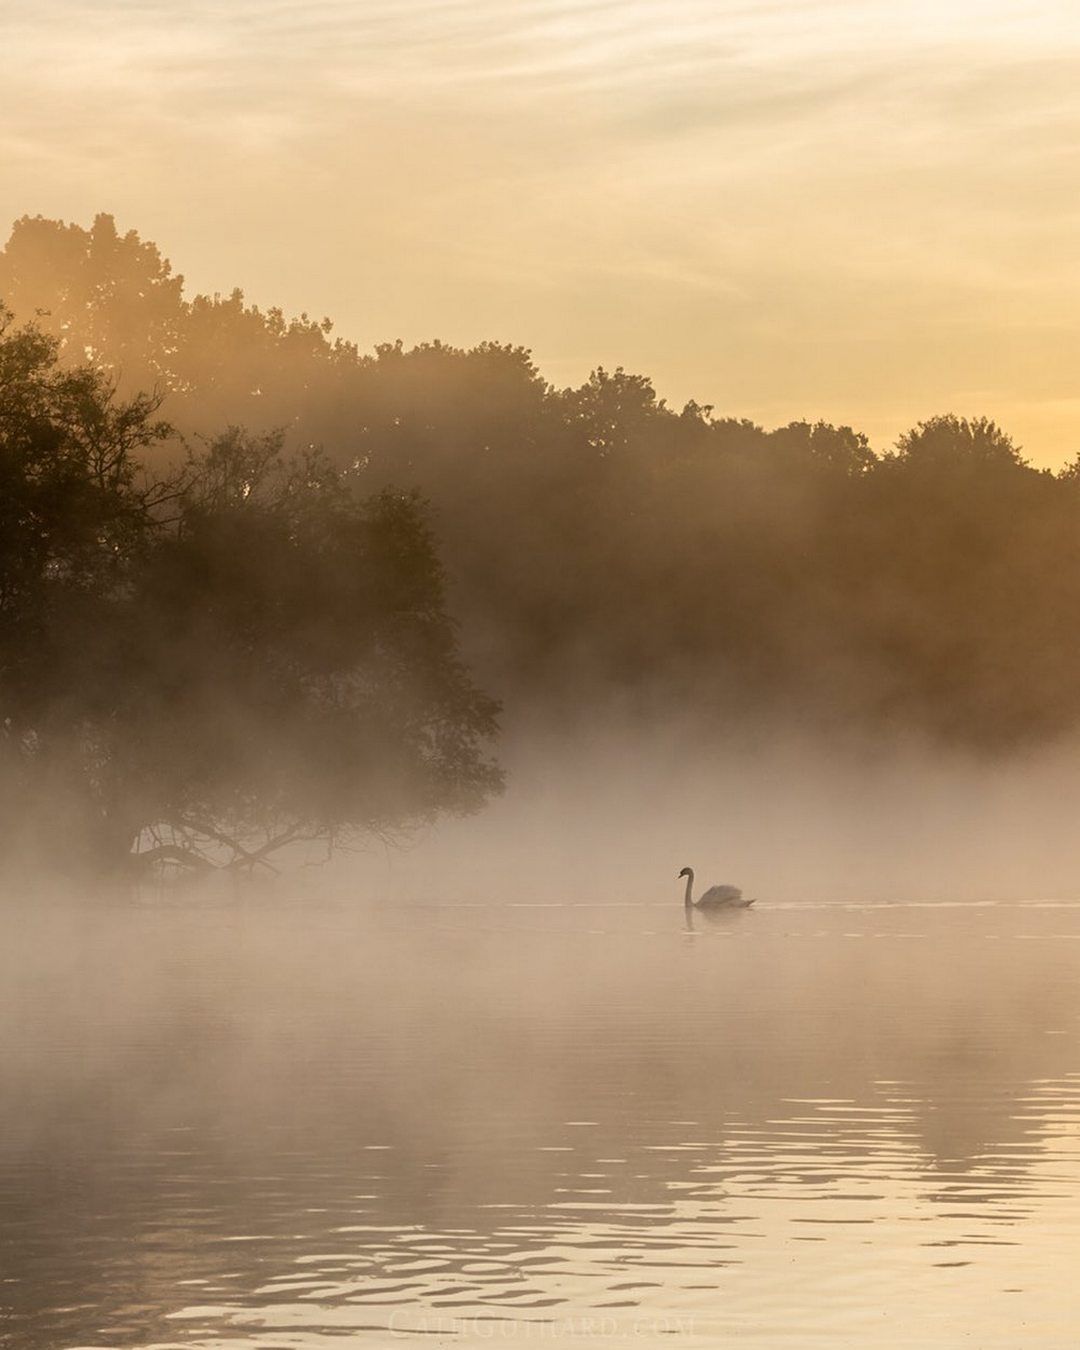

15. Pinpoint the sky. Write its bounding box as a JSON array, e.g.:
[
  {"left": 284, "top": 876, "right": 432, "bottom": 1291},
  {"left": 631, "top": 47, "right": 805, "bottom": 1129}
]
[{"left": 3, "top": 0, "right": 1080, "bottom": 463}]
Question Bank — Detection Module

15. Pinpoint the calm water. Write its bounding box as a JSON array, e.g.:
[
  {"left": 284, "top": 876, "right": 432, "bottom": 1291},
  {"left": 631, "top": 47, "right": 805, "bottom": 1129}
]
[{"left": 4, "top": 897, "right": 1080, "bottom": 1348}]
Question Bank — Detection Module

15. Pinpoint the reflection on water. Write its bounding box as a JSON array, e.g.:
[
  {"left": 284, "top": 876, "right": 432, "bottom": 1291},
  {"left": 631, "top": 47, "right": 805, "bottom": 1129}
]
[{"left": 3, "top": 899, "right": 1080, "bottom": 1348}]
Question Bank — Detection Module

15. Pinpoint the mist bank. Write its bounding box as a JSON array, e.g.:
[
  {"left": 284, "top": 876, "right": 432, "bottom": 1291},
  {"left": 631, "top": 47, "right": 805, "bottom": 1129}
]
[
  {"left": 4, "top": 892, "right": 1080, "bottom": 1181},
  {"left": 7, "top": 889, "right": 1080, "bottom": 1347},
  {"left": 338, "top": 713, "right": 1080, "bottom": 908}
]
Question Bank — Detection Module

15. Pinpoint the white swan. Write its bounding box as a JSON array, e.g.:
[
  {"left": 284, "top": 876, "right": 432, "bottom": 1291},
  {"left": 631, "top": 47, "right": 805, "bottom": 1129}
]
[{"left": 679, "top": 866, "right": 754, "bottom": 909}]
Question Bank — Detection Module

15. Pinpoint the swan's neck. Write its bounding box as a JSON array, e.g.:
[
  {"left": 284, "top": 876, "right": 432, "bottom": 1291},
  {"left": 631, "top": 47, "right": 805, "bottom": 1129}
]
[{"left": 683, "top": 871, "right": 694, "bottom": 906}]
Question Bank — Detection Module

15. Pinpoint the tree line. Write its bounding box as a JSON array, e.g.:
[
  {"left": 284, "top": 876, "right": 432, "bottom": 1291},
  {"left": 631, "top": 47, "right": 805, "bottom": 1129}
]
[{"left": 2, "top": 212, "right": 1080, "bottom": 874}]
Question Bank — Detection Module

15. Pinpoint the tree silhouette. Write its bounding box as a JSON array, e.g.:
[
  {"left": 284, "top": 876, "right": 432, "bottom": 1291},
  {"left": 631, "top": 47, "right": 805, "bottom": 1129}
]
[{"left": 0, "top": 309, "right": 501, "bottom": 876}]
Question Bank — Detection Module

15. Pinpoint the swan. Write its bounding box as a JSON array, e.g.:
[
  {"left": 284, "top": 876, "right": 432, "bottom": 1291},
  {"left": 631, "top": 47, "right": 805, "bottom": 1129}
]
[{"left": 679, "top": 867, "right": 754, "bottom": 909}]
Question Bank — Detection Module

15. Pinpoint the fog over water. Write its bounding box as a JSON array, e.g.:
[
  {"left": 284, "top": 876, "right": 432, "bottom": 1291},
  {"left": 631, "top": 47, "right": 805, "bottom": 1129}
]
[
  {"left": 366, "top": 722, "right": 1080, "bottom": 907},
  {"left": 6, "top": 730, "right": 1080, "bottom": 1349}
]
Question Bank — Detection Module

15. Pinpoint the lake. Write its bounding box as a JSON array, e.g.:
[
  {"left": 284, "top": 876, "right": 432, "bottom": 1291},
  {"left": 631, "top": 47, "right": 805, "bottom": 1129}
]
[{"left": 3, "top": 896, "right": 1080, "bottom": 1348}]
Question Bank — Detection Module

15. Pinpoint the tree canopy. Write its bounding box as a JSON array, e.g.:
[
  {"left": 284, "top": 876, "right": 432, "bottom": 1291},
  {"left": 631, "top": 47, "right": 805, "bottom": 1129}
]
[
  {"left": 0, "top": 305, "right": 501, "bottom": 876},
  {"left": 5, "top": 213, "right": 1080, "bottom": 761}
]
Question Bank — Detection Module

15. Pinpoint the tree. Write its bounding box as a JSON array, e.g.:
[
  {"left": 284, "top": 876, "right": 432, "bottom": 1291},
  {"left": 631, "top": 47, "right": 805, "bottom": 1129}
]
[
  {"left": 0, "top": 313, "right": 501, "bottom": 876},
  {"left": 115, "top": 432, "right": 503, "bottom": 872},
  {"left": 887, "top": 414, "right": 1027, "bottom": 475},
  {"left": 0, "top": 213, "right": 185, "bottom": 393},
  {"left": 0, "top": 214, "right": 353, "bottom": 447}
]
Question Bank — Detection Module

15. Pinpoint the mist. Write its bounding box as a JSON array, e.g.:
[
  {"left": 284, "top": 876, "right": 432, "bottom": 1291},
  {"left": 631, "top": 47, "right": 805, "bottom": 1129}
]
[
  {"left": 6, "top": 853, "right": 1080, "bottom": 1347},
  {"left": 337, "top": 714, "right": 1080, "bottom": 908},
  {"left": 7, "top": 210, "right": 1080, "bottom": 1348}
]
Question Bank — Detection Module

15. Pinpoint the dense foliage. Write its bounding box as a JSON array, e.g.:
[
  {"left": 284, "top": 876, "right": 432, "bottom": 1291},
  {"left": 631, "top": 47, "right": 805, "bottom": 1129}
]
[
  {"left": 4, "top": 213, "right": 1080, "bottom": 757},
  {"left": 0, "top": 304, "right": 501, "bottom": 874}
]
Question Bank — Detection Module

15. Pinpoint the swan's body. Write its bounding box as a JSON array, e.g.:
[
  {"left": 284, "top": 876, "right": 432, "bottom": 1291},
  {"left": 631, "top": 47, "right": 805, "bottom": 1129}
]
[{"left": 679, "top": 867, "right": 754, "bottom": 909}]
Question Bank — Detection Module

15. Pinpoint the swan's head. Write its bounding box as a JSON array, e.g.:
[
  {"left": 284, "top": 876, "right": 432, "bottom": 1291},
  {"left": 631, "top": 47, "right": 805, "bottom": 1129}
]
[{"left": 678, "top": 867, "right": 692, "bottom": 879}]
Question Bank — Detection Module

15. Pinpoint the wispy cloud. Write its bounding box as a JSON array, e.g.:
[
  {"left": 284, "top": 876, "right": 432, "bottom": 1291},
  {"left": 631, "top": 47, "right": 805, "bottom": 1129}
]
[{"left": 3, "top": 0, "right": 1080, "bottom": 458}]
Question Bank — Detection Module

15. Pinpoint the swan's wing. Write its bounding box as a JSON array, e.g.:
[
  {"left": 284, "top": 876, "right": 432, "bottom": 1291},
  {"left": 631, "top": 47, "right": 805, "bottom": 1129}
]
[{"left": 699, "top": 884, "right": 743, "bottom": 905}]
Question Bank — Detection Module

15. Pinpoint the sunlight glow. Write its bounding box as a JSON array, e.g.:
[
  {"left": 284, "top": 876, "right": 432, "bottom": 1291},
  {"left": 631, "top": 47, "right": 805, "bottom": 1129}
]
[{"left": 2, "top": 0, "right": 1080, "bottom": 460}]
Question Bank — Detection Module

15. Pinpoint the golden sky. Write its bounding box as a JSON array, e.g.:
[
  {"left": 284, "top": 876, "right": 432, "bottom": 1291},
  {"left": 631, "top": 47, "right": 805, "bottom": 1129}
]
[{"left": 3, "top": 0, "right": 1080, "bottom": 463}]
